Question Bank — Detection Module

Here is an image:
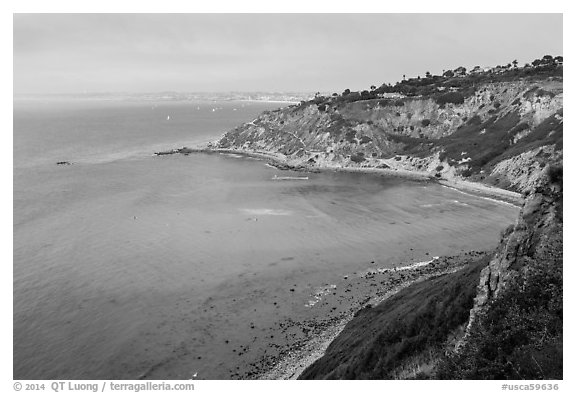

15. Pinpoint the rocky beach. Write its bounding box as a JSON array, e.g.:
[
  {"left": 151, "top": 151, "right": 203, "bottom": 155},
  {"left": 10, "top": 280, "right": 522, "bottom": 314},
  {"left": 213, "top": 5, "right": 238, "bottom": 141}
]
[{"left": 255, "top": 251, "right": 489, "bottom": 379}]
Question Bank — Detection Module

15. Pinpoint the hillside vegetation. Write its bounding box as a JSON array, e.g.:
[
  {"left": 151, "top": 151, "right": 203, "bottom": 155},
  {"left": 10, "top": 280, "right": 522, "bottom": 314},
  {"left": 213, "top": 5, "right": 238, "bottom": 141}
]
[
  {"left": 215, "top": 55, "right": 563, "bottom": 194},
  {"left": 299, "top": 256, "right": 490, "bottom": 379}
]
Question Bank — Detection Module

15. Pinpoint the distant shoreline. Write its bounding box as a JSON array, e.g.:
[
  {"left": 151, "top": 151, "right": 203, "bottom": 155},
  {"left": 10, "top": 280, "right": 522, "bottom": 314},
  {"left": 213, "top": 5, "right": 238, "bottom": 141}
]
[
  {"left": 238, "top": 99, "right": 301, "bottom": 104},
  {"left": 13, "top": 96, "right": 307, "bottom": 105}
]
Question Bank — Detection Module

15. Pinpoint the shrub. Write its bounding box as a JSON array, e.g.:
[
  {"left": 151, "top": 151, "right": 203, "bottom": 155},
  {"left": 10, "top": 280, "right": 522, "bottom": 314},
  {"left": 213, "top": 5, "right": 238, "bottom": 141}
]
[
  {"left": 535, "top": 89, "right": 556, "bottom": 98},
  {"left": 548, "top": 165, "right": 563, "bottom": 186},
  {"left": 467, "top": 115, "right": 482, "bottom": 126},
  {"left": 345, "top": 130, "right": 357, "bottom": 143},
  {"left": 350, "top": 153, "right": 366, "bottom": 163},
  {"left": 359, "top": 135, "right": 373, "bottom": 144},
  {"left": 435, "top": 92, "right": 465, "bottom": 105},
  {"left": 421, "top": 119, "right": 431, "bottom": 127}
]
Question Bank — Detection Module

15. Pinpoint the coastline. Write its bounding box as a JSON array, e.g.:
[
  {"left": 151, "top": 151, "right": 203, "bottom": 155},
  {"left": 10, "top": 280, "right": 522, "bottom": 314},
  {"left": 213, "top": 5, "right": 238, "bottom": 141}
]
[
  {"left": 256, "top": 252, "right": 488, "bottom": 379},
  {"left": 152, "top": 144, "right": 523, "bottom": 379},
  {"left": 157, "top": 145, "right": 524, "bottom": 207},
  {"left": 238, "top": 99, "right": 301, "bottom": 105}
]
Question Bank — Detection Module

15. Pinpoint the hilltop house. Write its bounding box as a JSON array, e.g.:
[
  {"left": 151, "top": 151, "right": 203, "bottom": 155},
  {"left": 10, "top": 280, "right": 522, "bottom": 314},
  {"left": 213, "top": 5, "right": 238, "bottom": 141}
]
[{"left": 454, "top": 66, "right": 467, "bottom": 76}]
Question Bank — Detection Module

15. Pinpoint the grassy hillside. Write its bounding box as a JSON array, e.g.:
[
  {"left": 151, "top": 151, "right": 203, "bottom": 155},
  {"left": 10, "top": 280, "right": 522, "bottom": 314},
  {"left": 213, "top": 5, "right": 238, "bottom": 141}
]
[
  {"left": 437, "top": 253, "right": 563, "bottom": 379},
  {"left": 299, "top": 256, "right": 491, "bottom": 379}
]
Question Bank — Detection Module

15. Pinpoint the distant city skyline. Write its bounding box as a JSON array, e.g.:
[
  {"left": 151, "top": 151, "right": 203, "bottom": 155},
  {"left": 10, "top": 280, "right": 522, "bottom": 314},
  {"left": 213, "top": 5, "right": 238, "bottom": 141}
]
[{"left": 14, "top": 14, "right": 563, "bottom": 95}]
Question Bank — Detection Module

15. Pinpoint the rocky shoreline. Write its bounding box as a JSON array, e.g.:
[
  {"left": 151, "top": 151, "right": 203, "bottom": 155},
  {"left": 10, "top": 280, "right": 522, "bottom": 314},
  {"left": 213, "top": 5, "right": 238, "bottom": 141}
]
[
  {"left": 154, "top": 145, "right": 523, "bottom": 206},
  {"left": 152, "top": 144, "right": 523, "bottom": 379},
  {"left": 254, "top": 251, "right": 489, "bottom": 379}
]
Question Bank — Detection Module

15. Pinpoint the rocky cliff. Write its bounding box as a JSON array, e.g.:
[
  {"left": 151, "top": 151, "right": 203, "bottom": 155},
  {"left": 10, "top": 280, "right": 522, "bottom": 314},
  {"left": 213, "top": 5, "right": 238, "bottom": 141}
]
[
  {"left": 298, "top": 166, "right": 563, "bottom": 380},
  {"left": 215, "top": 77, "right": 562, "bottom": 194},
  {"left": 470, "top": 167, "right": 562, "bottom": 317},
  {"left": 440, "top": 166, "right": 563, "bottom": 379}
]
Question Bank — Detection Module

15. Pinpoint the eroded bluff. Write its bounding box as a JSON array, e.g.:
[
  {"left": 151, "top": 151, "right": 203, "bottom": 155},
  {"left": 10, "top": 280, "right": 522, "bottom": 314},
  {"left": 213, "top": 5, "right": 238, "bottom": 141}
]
[{"left": 216, "top": 80, "right": 562, "bottom": 193}]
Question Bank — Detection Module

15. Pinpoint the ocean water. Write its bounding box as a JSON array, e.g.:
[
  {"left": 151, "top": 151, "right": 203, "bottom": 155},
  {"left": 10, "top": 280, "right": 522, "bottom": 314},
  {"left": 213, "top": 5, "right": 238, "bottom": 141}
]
[{"left": 13, "top": 99, "right": 520, "bottom": 379}]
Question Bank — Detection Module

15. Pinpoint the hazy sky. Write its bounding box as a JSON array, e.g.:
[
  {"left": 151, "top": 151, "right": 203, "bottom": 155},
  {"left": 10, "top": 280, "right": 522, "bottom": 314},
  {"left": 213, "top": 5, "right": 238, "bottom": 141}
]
[{"left": 13, "top": 14, "right": 563, "bottom": 94}]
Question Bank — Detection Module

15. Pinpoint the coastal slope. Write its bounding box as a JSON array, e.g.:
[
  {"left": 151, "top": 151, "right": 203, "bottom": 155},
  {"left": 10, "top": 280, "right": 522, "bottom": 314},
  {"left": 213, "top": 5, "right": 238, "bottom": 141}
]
[
  {"left": 299, "top": 166, "right": 562, "bottom": 379},
  {"left": 205, "top": 57, "right": 563, "bottom": 380},
  {"left": 213, "top": 60, "right": 562, "bottom": 194}
]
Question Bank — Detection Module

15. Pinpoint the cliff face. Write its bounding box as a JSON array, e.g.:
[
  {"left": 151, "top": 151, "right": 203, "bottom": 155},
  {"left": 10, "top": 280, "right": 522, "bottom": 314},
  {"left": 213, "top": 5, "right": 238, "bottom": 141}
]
[
  {"left": 216, "top": 79, "right": 562, "bottom": 193},
  {"left": 441, "top": 167, "right": 563, "bottom": 379},
  {"left": 465, "top": 166, "right": 563, "bottom": 340}
]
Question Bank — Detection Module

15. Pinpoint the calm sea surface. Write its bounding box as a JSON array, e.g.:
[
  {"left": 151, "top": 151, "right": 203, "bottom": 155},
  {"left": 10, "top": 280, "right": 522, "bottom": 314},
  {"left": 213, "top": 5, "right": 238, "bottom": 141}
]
[{"left": 13, "top": 99, "right": 519, "bottom": 379}]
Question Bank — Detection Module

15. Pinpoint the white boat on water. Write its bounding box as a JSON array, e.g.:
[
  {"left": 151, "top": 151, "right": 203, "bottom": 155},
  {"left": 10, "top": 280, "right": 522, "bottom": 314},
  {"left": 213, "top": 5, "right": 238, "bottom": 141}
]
[{"left": 272, "top": 174, "right": 309, "bottom": 180}]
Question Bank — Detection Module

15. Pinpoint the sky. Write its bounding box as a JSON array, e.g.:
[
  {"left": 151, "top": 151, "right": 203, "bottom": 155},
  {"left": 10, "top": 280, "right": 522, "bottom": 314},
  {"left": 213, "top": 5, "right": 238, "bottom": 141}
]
[{"left": 13, "top": 13, "right": 563, "bottom": 95}]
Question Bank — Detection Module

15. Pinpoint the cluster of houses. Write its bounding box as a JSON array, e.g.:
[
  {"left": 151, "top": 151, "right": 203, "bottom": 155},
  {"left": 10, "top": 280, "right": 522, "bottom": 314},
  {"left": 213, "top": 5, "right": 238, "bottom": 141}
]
[
  {"left": 443, "top": 55, "right": 563, "bottom": 78},
  {"left": 307, "top": 55, "right": 563, "bottom": 105}
]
